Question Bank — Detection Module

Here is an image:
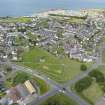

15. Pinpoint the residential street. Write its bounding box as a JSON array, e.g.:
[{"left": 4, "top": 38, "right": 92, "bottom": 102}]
[
  {"left": 0, "top": 42, "right": 104, "bottom": 105},
  {"left": 6, "top": 43, "right": 104, "bottom": 105},
  {"left": 0, "top": 7, "right": 105, "bottom": 105},
  {"left": 11, "top": 63, "right": 90, "bottom": 105}
]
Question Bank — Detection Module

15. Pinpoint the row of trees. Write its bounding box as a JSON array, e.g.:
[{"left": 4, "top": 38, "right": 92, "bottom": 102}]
[
  {"left": 89, "top": 70, "right": 105, "bottom": 92},
  {"left": 89, "top": 70, "right": 105, "bottom": 83},
  {"left": 75, "top": 69, "right": 105, "bottom": 93},
  {"left": 75, "top": 76, "right": 92, "bottom": 92}
]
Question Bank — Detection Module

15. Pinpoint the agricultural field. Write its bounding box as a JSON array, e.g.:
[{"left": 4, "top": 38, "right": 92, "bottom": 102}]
[
  {"left": 49, "top": 14, "right": 85, "bottom": 24},
  {"left": 19, "top": 47, "right": 91, "bottom": 83}
]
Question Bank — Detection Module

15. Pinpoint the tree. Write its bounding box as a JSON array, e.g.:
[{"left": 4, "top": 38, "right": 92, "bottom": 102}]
[
  {"left": 13, "top": 72, "right": 29, "bottom": 85},
  {"left": 18, "top": 27, "right": 26, "bottom": 33},
  {"left": 100, "top": 83, "right": 105, "bottom": 93},
  {"left": 5, "top": 65, "right": 12, "bottom": 72},
  {"left": 75, "top": 76, "right": 92, "bottom": 92},
  {"left": 80, "top": 64, "right": 87, "bottom": 71},
  {"left": 89, "top": 70, "right": 105, "bottom": 83}
]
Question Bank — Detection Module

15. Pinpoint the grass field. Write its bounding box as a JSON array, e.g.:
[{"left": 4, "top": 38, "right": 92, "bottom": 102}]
[
  {"left": 64, "top": 18, "right": 84, "bottom": 24},
  {"left": 96, "top": 65, "right": 105, "bottom": 75},
  {"left": 0, "top": 17, "right": 32, "bottom": 23},
  {"left": 82, "top": 82, "right": 103, "bottom": 104},
  {"left": 102, "top": 49, "right": 105, "bottom": 64},
  {"left": 19, "top": 47, "right": 91, "bottom": 83},
  {"left": 40, "top": 93, "right": 78, "bottom": 105},
  {"left": 73, "top": 66, "right": 105, "bottom": 105}
]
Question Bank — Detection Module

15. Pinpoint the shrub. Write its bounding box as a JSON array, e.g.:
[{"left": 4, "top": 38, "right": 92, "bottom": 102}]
[{"left": 80, "top": 64, "right": 87, "bottom": 71}]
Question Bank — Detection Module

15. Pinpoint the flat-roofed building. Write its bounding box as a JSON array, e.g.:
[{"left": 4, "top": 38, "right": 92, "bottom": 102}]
[{"left": 24, "top": 80, "right": 36, "bottom": 95}]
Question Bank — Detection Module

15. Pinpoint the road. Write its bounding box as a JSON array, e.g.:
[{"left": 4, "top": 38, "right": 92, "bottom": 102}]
[
  {"left": 28, "top": 88, "right": 59, "bottom": 105},
  {"left": 0, "top": 43, "right": 105, "bottom": 105},
  {"left": 64, "top": 63, "right": 99, "bottom": 87},
  {"left": 10, "top": 63, "right": 90, "bottom": 105}
]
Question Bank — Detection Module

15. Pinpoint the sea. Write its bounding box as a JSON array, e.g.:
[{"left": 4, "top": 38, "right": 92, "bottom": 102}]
[{"left": 0, "top": 0, "right": 105, "bottom": 16}]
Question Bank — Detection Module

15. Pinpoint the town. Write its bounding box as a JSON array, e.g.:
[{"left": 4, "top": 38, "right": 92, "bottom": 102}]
[{"left": 0, "top": 9, "right": 105, "bottom": 105}]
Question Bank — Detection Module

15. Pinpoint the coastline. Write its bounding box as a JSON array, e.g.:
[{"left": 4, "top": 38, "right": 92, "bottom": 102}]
[{"left": 0, "top": 8, "right": 105, "bottom": 18}]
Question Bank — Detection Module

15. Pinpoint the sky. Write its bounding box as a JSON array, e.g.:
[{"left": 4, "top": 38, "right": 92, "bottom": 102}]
[
  {"left": 59, "top": 0, "right": 105, "bottom": 2},
  {"left": 1, "top": 0, "right": 105, "bottom": 9},
  {"left": 0, "top": 0, "right": 105, "bottom": 16}
]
